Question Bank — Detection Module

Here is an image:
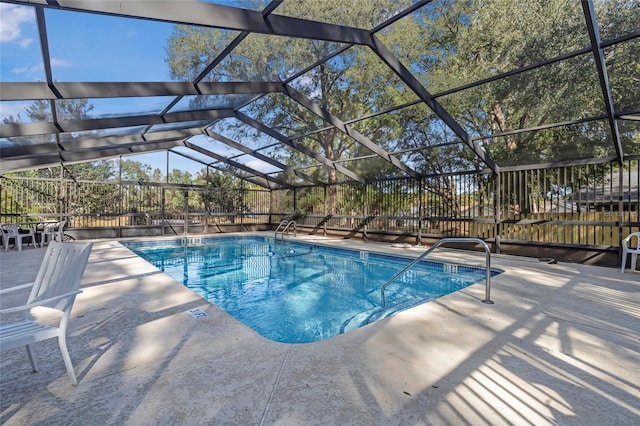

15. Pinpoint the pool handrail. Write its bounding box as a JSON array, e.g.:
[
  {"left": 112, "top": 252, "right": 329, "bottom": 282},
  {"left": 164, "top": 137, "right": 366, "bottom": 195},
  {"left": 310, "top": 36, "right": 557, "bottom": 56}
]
[
  {"left": 274, "top": 219, "right": 288, "bottom": 235},
  {"left": 380, "top": 237, "right": 494, "bottom": 307},
  {"left": 275, "top": 220, "right": 297, "bottom": 240}
]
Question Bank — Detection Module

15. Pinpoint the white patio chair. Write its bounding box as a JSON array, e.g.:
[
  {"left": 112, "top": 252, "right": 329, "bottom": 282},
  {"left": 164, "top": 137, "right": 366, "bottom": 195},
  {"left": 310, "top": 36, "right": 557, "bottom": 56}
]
[
  {"left": 621, "top": 231, "right": 640, "bottom": 273},
  {"left": 41, "top": 220, "right": 66, "bottom": 246},
  {"left": 0, "top": 241, "right": 93, "bottom": 385},
  {"left": 2, "top": 224, "right": 37, "bottom": 251}
]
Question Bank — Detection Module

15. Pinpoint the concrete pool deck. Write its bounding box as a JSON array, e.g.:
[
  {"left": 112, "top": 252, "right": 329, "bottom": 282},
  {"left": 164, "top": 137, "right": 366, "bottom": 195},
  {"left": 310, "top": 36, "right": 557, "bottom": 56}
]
[{"left": 1, "top": 233, "right": 639, "bottom": 425}]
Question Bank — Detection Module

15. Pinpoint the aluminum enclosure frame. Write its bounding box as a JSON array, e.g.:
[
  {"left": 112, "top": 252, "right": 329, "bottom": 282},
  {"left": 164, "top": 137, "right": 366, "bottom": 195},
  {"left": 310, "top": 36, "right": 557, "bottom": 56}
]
[{"left": 0, "top": 0, "right": 637, "bottom": 182}]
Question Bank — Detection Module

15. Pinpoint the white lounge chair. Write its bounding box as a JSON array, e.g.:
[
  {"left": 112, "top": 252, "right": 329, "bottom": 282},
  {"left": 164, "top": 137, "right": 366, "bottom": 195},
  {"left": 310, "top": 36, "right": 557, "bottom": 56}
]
[
  {"left": 41, "top": 220, "right": 66, "bottom": 246},
  {"left": 0, "top": 241, "right": 93, "bottom": 385},
  {"left": 621, "top": 231, "right": 640, "bottom": 273},
  {"left": 1, "top": 224, "right": 37, "bottom": 251}
]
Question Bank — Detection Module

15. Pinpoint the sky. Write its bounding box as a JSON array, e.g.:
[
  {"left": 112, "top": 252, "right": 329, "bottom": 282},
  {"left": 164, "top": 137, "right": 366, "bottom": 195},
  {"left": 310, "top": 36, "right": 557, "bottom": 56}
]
[{"left": 0, "top": 1, "right": 279, "bottom": 178}]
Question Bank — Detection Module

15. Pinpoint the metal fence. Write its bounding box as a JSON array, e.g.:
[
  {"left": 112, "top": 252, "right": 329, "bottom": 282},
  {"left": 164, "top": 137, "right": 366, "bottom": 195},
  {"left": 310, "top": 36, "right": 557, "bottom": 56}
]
[
  {"left": 1, "top": 159, "right": 638, "bottom": 251},
  {"left": 0, "top": 178, "right": 271, "bottom": 229},
  {"left": 272, "top": 159, "right": 639, "bottom": 248}
]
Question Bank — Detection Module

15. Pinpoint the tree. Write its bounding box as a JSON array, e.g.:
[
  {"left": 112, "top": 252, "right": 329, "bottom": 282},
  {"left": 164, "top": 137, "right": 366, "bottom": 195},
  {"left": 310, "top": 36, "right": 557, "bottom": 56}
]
[
  {"left": 378, "top": 0, "right": 639, "bottom": 215},
  {"left": 168, "top": 169, "right": 194, "bottom": 185},
  {"left": 196, "top": 170, "right": 247, "bottom": 222},
  {"left": 166, "top": 0, "right": 416, "bottom": 214},
  {"left": 120, "top": 159, "right": 155, "bottom": 182},
  {"left": 2, "top": 98, "right": 110, "bottom": 216},
  {"left": 166, "top": 0, "right": 638, "bottom": 221}
]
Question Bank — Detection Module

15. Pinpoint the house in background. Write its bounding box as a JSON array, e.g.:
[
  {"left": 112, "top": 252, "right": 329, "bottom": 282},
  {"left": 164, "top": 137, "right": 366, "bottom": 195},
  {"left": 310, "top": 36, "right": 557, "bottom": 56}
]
[{"left": 570, "top": 170, "right": 639, "bottom": 212}]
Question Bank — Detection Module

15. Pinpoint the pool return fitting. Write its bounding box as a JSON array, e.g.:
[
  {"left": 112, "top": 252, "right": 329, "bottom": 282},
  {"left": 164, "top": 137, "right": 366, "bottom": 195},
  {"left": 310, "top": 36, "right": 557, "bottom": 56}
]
[{"left": 380, "top": 237, "right": 494, "bottom": 307}]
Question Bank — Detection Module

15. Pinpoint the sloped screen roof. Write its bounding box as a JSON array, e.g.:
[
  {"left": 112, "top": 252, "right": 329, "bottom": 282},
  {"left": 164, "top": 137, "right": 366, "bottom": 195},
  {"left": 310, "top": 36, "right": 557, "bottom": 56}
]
[{"left": 1, "top": 0, "right": 638, "bottom": 189}]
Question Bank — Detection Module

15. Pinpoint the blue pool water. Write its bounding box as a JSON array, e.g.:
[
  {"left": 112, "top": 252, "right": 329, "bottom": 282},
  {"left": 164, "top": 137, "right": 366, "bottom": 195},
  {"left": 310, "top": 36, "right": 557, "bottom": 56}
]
[{"left": 122, "top": 236, "right": 498, "bottom": 343}]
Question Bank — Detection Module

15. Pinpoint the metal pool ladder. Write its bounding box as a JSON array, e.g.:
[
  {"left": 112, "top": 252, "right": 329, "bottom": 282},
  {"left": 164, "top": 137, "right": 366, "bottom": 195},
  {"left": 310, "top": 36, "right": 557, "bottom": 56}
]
[
  {"left": 380, "top": 237, "right": 494, "bottom": 307},
  {"left": 275, "top": 220, "right": 297, "bottom": 240}
]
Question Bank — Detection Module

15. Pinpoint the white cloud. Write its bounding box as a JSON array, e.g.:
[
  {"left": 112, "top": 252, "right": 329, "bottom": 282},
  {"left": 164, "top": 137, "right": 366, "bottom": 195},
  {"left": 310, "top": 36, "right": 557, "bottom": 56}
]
[
  {"left": 12, "top": 63, "right": 41, "bottom": 75},
  {"left": 0, "top": 4, "right": 35, "bottom": 44},
  {"left": 19, "top": 37, "right": 34, "bottom": 48},
  {"left": 50, "top": 57, "right": 73, "bottom": 68},
  {"left": 12, "top": 57, "right": 72, "bottom": 78},
  {"left": 0, "top": 101, "right": 29, "bottom": 122}
]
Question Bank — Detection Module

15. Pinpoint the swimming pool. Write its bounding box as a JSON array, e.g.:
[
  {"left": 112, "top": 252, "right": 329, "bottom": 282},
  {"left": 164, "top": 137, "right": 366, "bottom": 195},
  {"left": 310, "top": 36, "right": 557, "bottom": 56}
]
[{"left": 123, "top": 236, "right": 499, "bottom": 343}]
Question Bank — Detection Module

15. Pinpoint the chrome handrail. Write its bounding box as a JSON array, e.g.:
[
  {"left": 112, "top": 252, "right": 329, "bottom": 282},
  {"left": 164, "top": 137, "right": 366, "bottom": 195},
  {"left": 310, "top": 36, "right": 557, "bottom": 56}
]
[
  {"left": 274, "top": 219, "right": 288, "bottom": 236},
  {"left": 380, "top": 237, "right": 494, "bottom": 307},
  {"left": 275, "top": 220, "right": 297, "bottom": 240}
]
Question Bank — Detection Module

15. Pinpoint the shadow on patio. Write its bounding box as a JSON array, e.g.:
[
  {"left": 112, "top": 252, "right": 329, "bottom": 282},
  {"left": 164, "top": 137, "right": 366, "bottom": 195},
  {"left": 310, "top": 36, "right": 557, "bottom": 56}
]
[{"left": 1, "top": 237, "right": 639, "bottom": 425}]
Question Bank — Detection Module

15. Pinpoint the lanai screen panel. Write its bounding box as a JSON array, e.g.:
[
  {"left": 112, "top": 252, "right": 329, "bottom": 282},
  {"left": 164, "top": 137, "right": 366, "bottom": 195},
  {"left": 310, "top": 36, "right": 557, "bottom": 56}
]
[
  {"left": 207, "top": 118, "right": 284, "bottom": 151},
  {"left": 79, "top": 126, "right": 147, "bottom": 139},
  {"left": 58, "top": 126, "right": 148, "bottom": 145},
  {"left": 1, "top": 132, "right": 55, "bottom": 147},
  {"left": 350, "top": 102, "right": 476, "bottom": 175},
  {"left": 188, "top": 131, "right": 318, "bottom": 186},
  {"left": 1, "top": 100, "right": 52, "bottom": 125},
  {"left": 620, "top": 121, "right": 640, "bottom": 156},
  {"left": 606, "top": 39, "right": 640, "bottom": 114},
  {"left": 0, "top": 0, "right": 638, "bottom": 178},
  {"left": 595, "top": 1, "right": 639, "bottom": 40},
  {"left": 376, "top": 1, "right": 591, "bottom": 95},
  {"left": 239, "top": 93, "right": 326, "bottom": 136},
  {"left": 0, "top": 4, "right": 43, "bottom": 82},
  {"left": 170, "top": 146, "right": 215, "bottom": 168},
  {"left": 203, "top": 32, "right": 347, "bottom": 82},
  {"left": 188, "top": 134, "right": 245, "bottom": 157},
  {"left": 45, "top": 9, "right": 177, "bottom": 82},
  {"left": 168, "top": 94, "right": 260, "bottom": 113},
  {"left": 337, "top": 157, "right": 407, "bottom": 181},
  {"left": 78, "top": 97, "right": 176, "bottom": 119},
  {"left": 198, "top": 0, "right": 271, "bottom": 11},
  {"left": 231, "top": 154, "right": 282, "bottom": 175},
  {"left": 147, "top": 120, "right": 212, "bottom": 134},
  {"left": 480, "top": 120, "right": 616, "bottom": 167},
  {"left": 273, "top": 0, "right": 416, "bottom": 29},
  {"left": 435, "top": 54, "right": 606, "bottom": 125},
  {"left": 287, "top": 45, "right": 420, "bottom": 123}
]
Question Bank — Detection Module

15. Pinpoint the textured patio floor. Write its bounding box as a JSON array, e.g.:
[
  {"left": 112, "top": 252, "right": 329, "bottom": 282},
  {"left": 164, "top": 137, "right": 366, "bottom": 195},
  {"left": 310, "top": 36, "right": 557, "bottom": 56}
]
[{"left": 1, "top": 233, "right": 639, "bottom": 425}]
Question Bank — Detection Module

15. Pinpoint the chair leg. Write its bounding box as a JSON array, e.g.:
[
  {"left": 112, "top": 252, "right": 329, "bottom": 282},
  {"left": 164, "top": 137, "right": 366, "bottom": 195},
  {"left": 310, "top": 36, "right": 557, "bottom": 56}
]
[
  {"left": 25, "top": 344, "right": 39, "bottom": 372},
  {"left": 57, "top": 334, "right": 78, "bottom": 385}
]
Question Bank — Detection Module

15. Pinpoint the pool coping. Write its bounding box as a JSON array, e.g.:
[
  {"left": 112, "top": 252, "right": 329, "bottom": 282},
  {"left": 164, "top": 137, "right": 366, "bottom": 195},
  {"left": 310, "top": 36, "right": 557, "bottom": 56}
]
[
  {"left": 1, "top": 232, "right": 639, "bottom": 425},
  {"left": 119, "top": 234, "right": 503, "bottom": 343}
]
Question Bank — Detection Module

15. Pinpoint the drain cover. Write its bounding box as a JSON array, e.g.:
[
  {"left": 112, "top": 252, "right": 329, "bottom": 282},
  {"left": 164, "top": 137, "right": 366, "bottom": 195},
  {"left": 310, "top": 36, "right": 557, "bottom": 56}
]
[{"left": 188, "top": 308, "right": 208, "bottom": 319}]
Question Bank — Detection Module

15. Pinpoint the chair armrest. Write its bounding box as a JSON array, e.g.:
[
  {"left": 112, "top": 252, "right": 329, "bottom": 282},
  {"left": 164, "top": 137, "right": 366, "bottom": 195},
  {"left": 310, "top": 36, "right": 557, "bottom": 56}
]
[
  {"left": 0, "top": 282, "right": 35, "bottom": 295},
  {"left": 0, "top": 290, "right": 82, "bottom": 314}
]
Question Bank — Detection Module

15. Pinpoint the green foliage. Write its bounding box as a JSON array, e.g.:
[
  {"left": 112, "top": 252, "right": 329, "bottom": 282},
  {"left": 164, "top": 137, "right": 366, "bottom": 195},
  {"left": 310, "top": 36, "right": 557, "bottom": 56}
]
[
  {"left": 378, "top": 0, "right": 639, "bottom": 166},
  {"left": 63, "top": 162, "right": 117, "bottom": 181},
  {"left": 197, "top": 171, "right": 248, "bottom": 218},
  {"left": 6, "top": 1, "right": 639, "bottom": 223},
  {"left": 168, "top": 169, "right": 194, "bottom": 184},
  {"left": 295, "top": 186, "right": 325, "bottom": 214},
  {"left": 163, "top": 0, "right": 638, "bottom": 216},
  {"left": 166, "top": 0, "right": 414, "bottom": 191},
  {"left": 120, "top": 160, "right": 155, "bottom": 182}
]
